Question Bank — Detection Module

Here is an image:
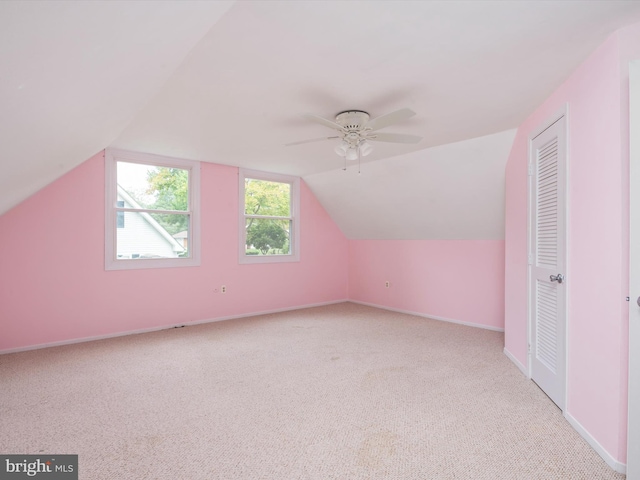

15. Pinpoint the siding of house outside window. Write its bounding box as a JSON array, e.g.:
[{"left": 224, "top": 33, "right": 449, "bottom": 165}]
[{"left": 116, "top": 195, "right": 183, "bottom": 259}]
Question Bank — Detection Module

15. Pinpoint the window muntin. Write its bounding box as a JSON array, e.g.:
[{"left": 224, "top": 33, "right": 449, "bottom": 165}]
[
  {"left": 105, "top": 149, "right": 200, "bottom": 270},
  {"left": 239, "top": 169, "right": 300, "bottom": 264}
]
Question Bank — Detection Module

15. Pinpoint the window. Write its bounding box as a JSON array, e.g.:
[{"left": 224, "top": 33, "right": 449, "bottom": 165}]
[
  {"left": 105, "top": 149, "right": 200, "bottom": 270},
  {"left": 239, "top": 169, "right": 300, "bottom": 264}
]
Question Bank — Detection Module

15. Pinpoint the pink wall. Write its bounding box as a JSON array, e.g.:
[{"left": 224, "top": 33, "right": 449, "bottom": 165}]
[
  {"left": 0, "top": 151, "right": 349, "bottom": 351},
  {"left": 349, "top": 240, "right": 505, "bottom": 330},
  {"left": 505, "top": 24, "right": 640, "bottom": 465}
]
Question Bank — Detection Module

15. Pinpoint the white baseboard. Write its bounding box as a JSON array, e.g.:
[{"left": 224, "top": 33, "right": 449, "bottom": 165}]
[
  {"left": 503, "top": 347, "right": 528, "bottom": 377},
  {"left": 348, "top": 300, "right": 504, "bottom": 332},
  {"left": 0, "top": 299, "right": 349, "bottom": 355},
  {"left": 564, "top": 412, "right": 626, "bottom": 474},
  {"left": 502, "top": 349, "right": 626, "bottom": 474}
]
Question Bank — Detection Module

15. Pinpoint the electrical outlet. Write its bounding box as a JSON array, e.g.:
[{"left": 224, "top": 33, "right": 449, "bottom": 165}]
[
  {"left": 385, "top": 281, "right": 390, "bottom": 288},
  {"left": 221, "top": 285, "right": 227, "bottom": 293}
]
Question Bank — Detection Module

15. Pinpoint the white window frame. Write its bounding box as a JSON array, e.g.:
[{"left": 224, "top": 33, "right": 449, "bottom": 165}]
[
  {"left": 105, "top": 148, "right": 201, "bottom": 270},
  {"left": 239, "top": 168, "right": 300, "bottom": 264}
]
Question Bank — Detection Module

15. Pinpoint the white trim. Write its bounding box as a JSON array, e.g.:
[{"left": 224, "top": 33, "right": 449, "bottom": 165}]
[
  {"left": 105, "top": 148, "right": 201, "bottom": 270},
  {"left": 564, "top": 412, "right": 626, "bottom": 474},
  {"left": 628, "top": 59, "right": 640, "bottom": 480},
  {"left": 503, "top": 347, "right": 528, "bottom": 377},
  {"left": 238, "top": 168, "right": 301, "bottom": 264},
  {"left": 0, "top": 299, "right": 349, "bottom": 355},
  {"left": 349, "top": 300, "right": 505, "bottom": 332},
  {"left": 563, "top": 105, "right": 571, "bottom": 414},
  {"left": 527, "top": 132, "right": 533, "bottom": 378}
]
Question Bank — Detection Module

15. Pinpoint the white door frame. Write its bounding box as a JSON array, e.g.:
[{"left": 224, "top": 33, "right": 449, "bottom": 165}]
[
  {"left": 627, "top": 59, "right": 640, "bottom": 480},
  {"left": 527, "top": 104, "right": 570, "bottom": 411}
]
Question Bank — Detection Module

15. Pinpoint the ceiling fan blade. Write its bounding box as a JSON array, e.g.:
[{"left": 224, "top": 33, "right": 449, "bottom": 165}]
[
  {"left": 368, "top": 132, "right": 422, "bottom": 144},
  {"left": 285, "top": 136, "right": 339, "bottom": 146},
  {"left": 302, "top": 114, "right": 344, "bottom": 131},
  {"left": 365, "top": 108, "right": 416, "bottom": 131}
]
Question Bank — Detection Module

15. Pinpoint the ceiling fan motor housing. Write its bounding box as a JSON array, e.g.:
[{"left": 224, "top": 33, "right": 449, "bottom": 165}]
[
  {"left": 335, "top": 110, "right": 371, "bottom": 148},
  {"left": 335, "top": 110, "right": 370, "bottom": 130}
]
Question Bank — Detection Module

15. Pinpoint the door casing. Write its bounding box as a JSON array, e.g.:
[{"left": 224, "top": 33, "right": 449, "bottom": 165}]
[{"left": 627, "top": 59, "right": 640, "bottom": 480}]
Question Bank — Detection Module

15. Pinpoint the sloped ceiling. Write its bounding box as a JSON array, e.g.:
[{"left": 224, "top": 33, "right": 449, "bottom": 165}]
[
  {"left": 2, "top": 1, "right": 640, "bottom": 239},
  {"left": 0, "top": 1, "right": 233, "bottom": 215},
  {"left": 305, "top": 129, "right": 517, "bottom": 240}
]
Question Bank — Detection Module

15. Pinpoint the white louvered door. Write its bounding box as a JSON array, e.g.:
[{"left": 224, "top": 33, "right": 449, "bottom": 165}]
[{"left": 529, "top": 115, "right": 567, "bottom": 410}]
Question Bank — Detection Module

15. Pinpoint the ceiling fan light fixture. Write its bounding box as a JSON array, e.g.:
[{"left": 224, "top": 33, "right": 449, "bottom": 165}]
[
  {"left": 359, "top": 140, "right": 373, "bottom": 157},
  {"left": 346, "top": 147, "right": 359, "bottom": 161},
  {"left": 334, "top": 141, "right": 348, "bottom": 157}
]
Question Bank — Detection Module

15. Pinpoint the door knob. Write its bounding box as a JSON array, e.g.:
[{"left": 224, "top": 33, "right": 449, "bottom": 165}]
[
  {"left": 637, "top": 296, "right": 640, "bottom": 307},
  {"left": 550, "top": 273, "right": 564, "bottom": 284}
]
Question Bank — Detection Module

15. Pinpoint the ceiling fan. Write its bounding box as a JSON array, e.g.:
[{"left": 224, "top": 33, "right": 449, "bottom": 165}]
[{"left": 286, "top": 108, "right": 422, "bottom": 163}]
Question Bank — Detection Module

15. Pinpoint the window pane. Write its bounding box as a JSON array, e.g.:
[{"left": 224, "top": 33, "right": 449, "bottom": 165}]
[
  {"left": 244, "top": 179, "right": 290, "bottom": 216},
  {"left": 117, "top": 212, "right": 189, "bottom": 259},
  {"left": 117, "top": 161, "right": 189, "bottom": 211},
  {"left": 245, "top": 218, "right": 290, "bottom": 255},
  {"left": 116, "top": 201, "right": 125, "bottom": 228}
]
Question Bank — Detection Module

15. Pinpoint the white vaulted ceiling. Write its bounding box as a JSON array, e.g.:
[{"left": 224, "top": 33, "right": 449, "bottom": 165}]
[
  {"left": 2, "top": 1, "right": 640, "bottom": 238},
  {"left": 304, "top": 129, "right": 517, "bottom": 240},
  {"left": 0, "top": 0, "right": 233, "bottom": 215}
]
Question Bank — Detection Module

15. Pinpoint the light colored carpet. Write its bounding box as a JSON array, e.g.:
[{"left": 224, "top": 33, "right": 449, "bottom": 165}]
[{"left": 0, "top": 302, "right": 625, "bottom": 479}]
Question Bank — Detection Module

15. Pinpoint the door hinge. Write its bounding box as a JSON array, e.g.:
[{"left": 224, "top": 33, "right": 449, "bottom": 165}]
[
  {"left": 528, "top": 254, "right": 533, "bottom": 265},
  {"left": 528, "top": 343, "right": 531, "bottom": 354},
  {"left": 528, "top": 164, "right": 534, "bottom": 176}
]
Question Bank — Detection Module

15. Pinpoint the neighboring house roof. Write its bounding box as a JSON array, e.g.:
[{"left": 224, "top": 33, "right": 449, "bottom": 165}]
[{"left": 117, "top": 184, "right": 185, "bottom": 253}]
